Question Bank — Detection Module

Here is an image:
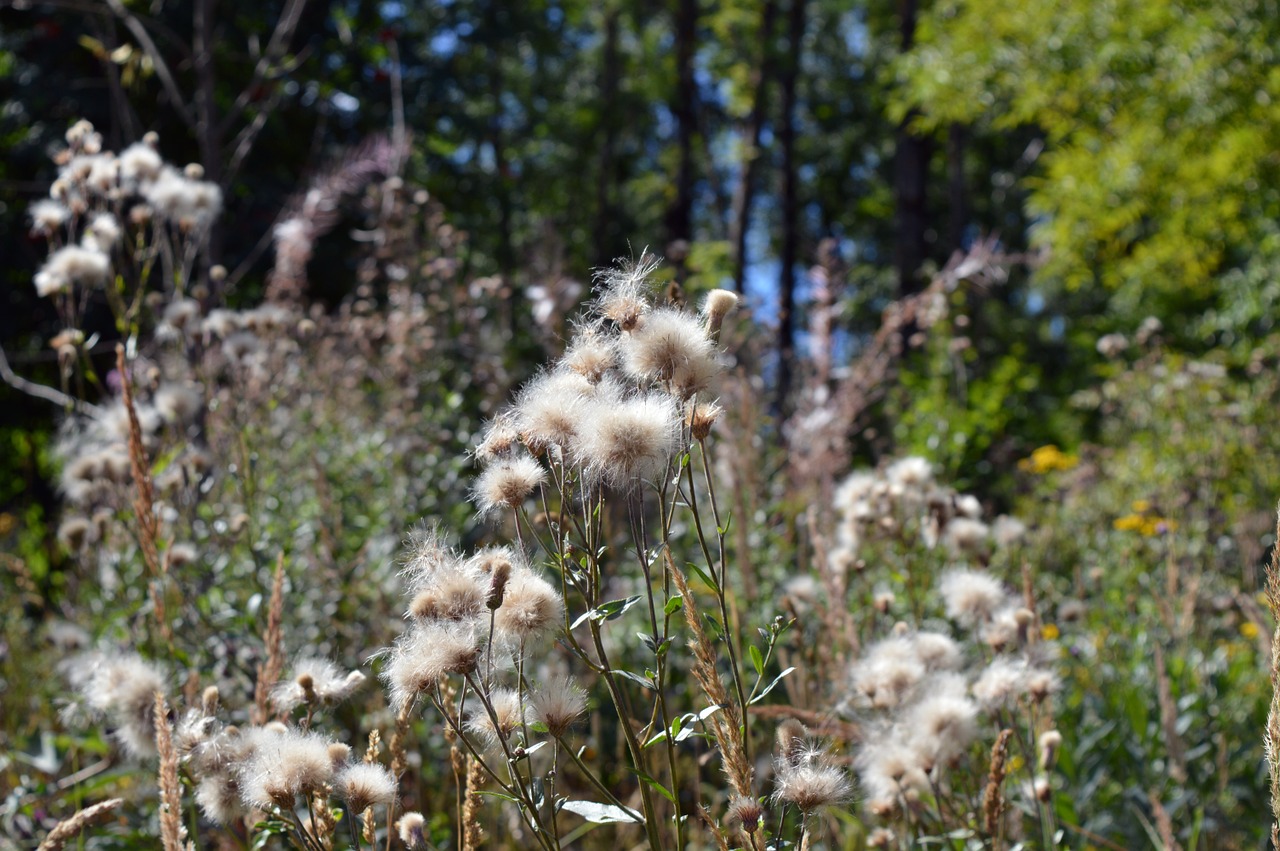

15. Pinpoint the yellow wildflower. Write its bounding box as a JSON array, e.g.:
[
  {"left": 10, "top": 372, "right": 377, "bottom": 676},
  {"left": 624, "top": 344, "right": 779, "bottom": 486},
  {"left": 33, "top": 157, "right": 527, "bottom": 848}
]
[{"left": 1018, "top": 445, "right": 1079, "bottom": 474}]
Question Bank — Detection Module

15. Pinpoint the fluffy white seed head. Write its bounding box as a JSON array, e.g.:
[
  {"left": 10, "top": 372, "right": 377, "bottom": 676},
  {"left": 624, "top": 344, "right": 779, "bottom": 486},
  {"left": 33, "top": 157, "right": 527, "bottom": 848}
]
[
  {"left": 530, "top": 675, "right": 587, "bottom": 737},
  {"left": 850, "top": 636, "right": 925, "bottom": 708},
  {"left": 238, "top": 728, "right": 334, "bottom": 811},
  {"left": 398, "top": 811, "right": 428, "bottom": 849},
  {"left": 271, "top": 658, "right": 366, "bottom": 714},
  {"left": 576, "top": 392, "right": 680, "bottom": 486},
  {"left": 334, "top": 762, "right": 397, "bottom": 812},
  {"left": 119, "top": 141, "right": 164, "bottom": 185},
  {"left": 903, "top": 692, "right": 980, "bottom": 770},
  {"left": 465, "top": 689, "right": 525, "bottom": 749},
  {"left": 73, "top": 652, "right": 167, "bottom": 758},
  {"left": 620, "top": 307, "right": 721, "bottom": 397},
  {"left": 514, "top": 370, "right": 592, "bottom": 453},
  {"left": 383, "top": 623, "right": 483, "bottom": 711},
  {"left": 772, "top": 760, "right": 852, "bottom": 813},
  {"left": 35, "top": 245, "right": 110, "bottom": 296},
  {"left": 29, "top": 200, "right": 69, "bottom": 235},
  {"left": 939, "top": 569, "right": 1009, "bottom": 626},
  {"left": 473, "top": 455, "right": 547, "bottom": 518},
  {"left": 594, "top": 254, "right": 660, "bottom": 331},
  {"left": 971, "top": 657, "right": 1030, "bottom": 709},
  {"left": 494, "top": 569, "right": 564, "bottom": 645},
  {"left": 561, "top": 327, "right": 618, "bottom": 383}
]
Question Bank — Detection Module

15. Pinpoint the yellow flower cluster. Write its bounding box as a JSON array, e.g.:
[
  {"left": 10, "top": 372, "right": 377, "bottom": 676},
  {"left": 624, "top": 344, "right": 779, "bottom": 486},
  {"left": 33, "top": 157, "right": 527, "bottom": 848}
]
[
  {"left": 1113, "top": 500, "right": 1178, "bottom": 536},
  {"left": 1018, "top": 444, "right": 1078, "bottom": 474}
]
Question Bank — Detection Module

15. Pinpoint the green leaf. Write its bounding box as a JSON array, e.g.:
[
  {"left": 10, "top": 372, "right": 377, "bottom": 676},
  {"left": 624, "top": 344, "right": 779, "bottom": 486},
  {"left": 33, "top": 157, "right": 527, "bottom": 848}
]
[
  {"left": 749, "top": 666, "right": 796, "bottom": 705},
  {"left": 664, "top": 595, "right": 684, "bottom": 616},
  {"left": 749, "top": 644, "right": 764, "bottom": 677}
]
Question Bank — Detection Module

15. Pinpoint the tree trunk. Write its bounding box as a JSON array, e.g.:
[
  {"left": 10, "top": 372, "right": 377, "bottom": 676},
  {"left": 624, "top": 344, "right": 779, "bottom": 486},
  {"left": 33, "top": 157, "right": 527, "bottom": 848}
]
[
  {"left": 593, "top": 8, "right": 621, "bottom": 266},
  {"left": 777, "top": 0, "right": 806, "bottom": 410},
  {"left": 947, "top": 122, "right": 968, "bottom": 253},
  {"left": 666, "top": 0, "right": 698, "bottom": 284},
  {"left": 728, "top": 0, "right": 780, "bottom": 294},
  {"left": 894, "top": 0, "right": 930, "bottom": 295}
]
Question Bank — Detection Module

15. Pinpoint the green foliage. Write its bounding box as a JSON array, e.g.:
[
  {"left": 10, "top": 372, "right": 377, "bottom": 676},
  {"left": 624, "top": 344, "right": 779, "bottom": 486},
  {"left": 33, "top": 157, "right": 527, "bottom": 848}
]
[{"left": 896, "top": 0, "right": 1280, "bottom": 329}]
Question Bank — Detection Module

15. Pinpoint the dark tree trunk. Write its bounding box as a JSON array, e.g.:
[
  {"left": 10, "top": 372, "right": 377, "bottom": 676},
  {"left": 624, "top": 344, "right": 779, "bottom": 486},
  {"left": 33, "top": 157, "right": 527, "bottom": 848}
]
[
  {"left": 894, "top": 0, "right": 930, "bottom": 295},
  {"left": 593, "top": 9, "right": 621, "bottom": 266},
  {"left": 777, "top": 0, "right": 806, "bottom": 409},
  {"left": 947, "top": 122, "right": 968, "bottom": 252},
  {"left": 666, "top": 0, "right": 698, "bottom": 283},
  {"left": 728, "top": 0, "right": 780, "bottom": 294}
]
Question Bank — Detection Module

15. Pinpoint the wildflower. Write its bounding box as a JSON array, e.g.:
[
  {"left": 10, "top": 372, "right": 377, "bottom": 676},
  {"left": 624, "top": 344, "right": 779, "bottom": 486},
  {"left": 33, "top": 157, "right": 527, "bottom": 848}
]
[
  {"left": 886, "top": 456, "right": 933, "bottom": 491},
  {"left": 74, "top": 652, "right": 166, "bottom": 758},
  {"left": 562, "top": 327, "right": 618, "bottom": 383},
  {"left": 473, "top": 455, "right": 546, "bottom": 518},
  {"left": 238, "top": 728, "right": 334, "bottom": 811},
  {"left": 576, "top": 391, "right": 680, "bottom": 486},
  {"left": 57, "top": 516, "right": 92, "bottom": 551},
  {"left": 867, "top": 827, "right": 896, "bottom": 848},
  {"left": 772, "top": 758, "right": 852, "bottom": 813},
  {"left": 83, "top": 213, "right": 121, "bottom": 251},
  {"left": 855, "top": 736, "right": 928, "bottom": 812},
  {"left": 912, "top": 631, "right": 963, "bottom": 671},
  {"left": 1018, "top": 444, "right": 1078, "bottom": 474},
  {"left": 196, "top": 772, "right": 243, "bottom": 825},
  {"left": 383, "top": 622, "right": 483, "bottom": 711},
  {"left": 903, "top": 691, "right": 979, "bottom": 769},
  {"left": 850, "top": 636, "right": 925, "bottom": 708},
  {"left": 271, "top": 658, "right": 366, "bottom": 714},
  {"left": 1039, "top": 729, "right": 1063, "bottom": 770},
  {"left": 619, "top": 307, "right": 721, "bottom": 397},
  {"left": 474, "top": 413, "right": 521, "bottom": 463},
  {"left": 466, "top": 689, "right": 525, "bottom": 749},
  {"left": 153, "top": 384, "right": 203, "bottom": 426},
  {"left": 494, "top": 569, "right": 564, "bottom": 645},
  {"left": 334, "top": 762, "right": 397, "bottom": 812},
  {"left": 992, "top": 515, "right": 1027, "bottom": 548},
  {"left": 34, "top": 245, "right": 110, "bottom": 296},
  {"left": 1096, "top": 333, "right": 1128, "bottom": 358},
  {"left": 939, "top": 569, "right": 1008, "bottom": 626},
  {"left": 530, "top": 676, "right": 587, "bottom": 737},
  {"left": 942, "top": 517, "right": 990, "bottom": 557},
  {"left": 514, "top": 370, "right": 591, "bottom": 453},
  {"left": 971, "top": 658, "right": 1029, "bottom": 709},
  {"left": 702, "top": 288, "right": 739, "bottom": 337},
  {"left": 594, "top": 253, "right": 660, "bottom": 331},
  {"left": 726, "top": 795, "right": 764, "bottom": 834},
  {"left": 1026, "top": 667, "right": 1060, "bottom": 703},
  {"left": 408, "top": 572, "right": 487, "bottom": 623},
  {"left": 29, "top": 200, "right": 69, "bottom": 235},
  {"left": 686, "top": 400, "right": 723, "bottom": 441},
  {"left": 119, "top": 141, "right": 163, "bottom": 185},
  {"left": 398, "top": 812, "right": 428, "bottom": 849}
]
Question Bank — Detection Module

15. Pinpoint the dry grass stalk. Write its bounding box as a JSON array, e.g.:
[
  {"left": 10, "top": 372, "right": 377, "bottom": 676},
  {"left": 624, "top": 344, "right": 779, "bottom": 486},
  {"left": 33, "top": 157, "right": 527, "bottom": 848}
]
[
  {"left": 982, "top": 728, "right": 1013, "bottom": 842},
  {"left": 153, "top": 693, "right": 188, "bottom": 851},
  {"left": 363, "top": 729, "right": 382, "bottom": 845},
  {"left": 118, "top": 345, "right": 174, "bottom": 642},
  {"left": 310, "top": 789, "right": 337, "bottom": 850},
  {"left": 36, "top": 797, "right": 125, "bottom": 851},
  {"left": 666, "top": 551, "right": 754, "bottom": 801},
  {"left": 698, "top": 805, "right": 731, "bottom": 851},
  {"left": 462, "top": 755, "right": 486, "bottom": 850},
  {"left": 116, "top": 346, "right": 160, "bottom": 578},
  {"left": 253, "top": 552, "right": 287, "bottom": 725},
  {"left": 1152, "top": 643, "right": 1187, "bottom": 784},
  {"left": 1263, "top": 503, "right": 1280, "bottom": 849}
]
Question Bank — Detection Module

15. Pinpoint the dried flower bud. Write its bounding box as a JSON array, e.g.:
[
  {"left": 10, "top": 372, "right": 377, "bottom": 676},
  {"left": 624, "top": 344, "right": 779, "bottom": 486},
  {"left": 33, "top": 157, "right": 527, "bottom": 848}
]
[
  {"left": 775, "top": 719, "right": 808, "bottom": 768},
  {"left": 201, "top": 685, "right": 220, "bottom": 716},
  {"left": 1038, "top": 729, "right": 1062, "bottom": 770},
  {"left": 486, "top": 559, "right": 511, "bottom": 610},
  {"left": 727, "top": 795, "right": 764, "bottom": 834},
  {"left": 398, "top": 812, "right": 427, "bottom": 849},
  {"left": 686, "top": 401, "right": 722, "bottom": 441}
]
